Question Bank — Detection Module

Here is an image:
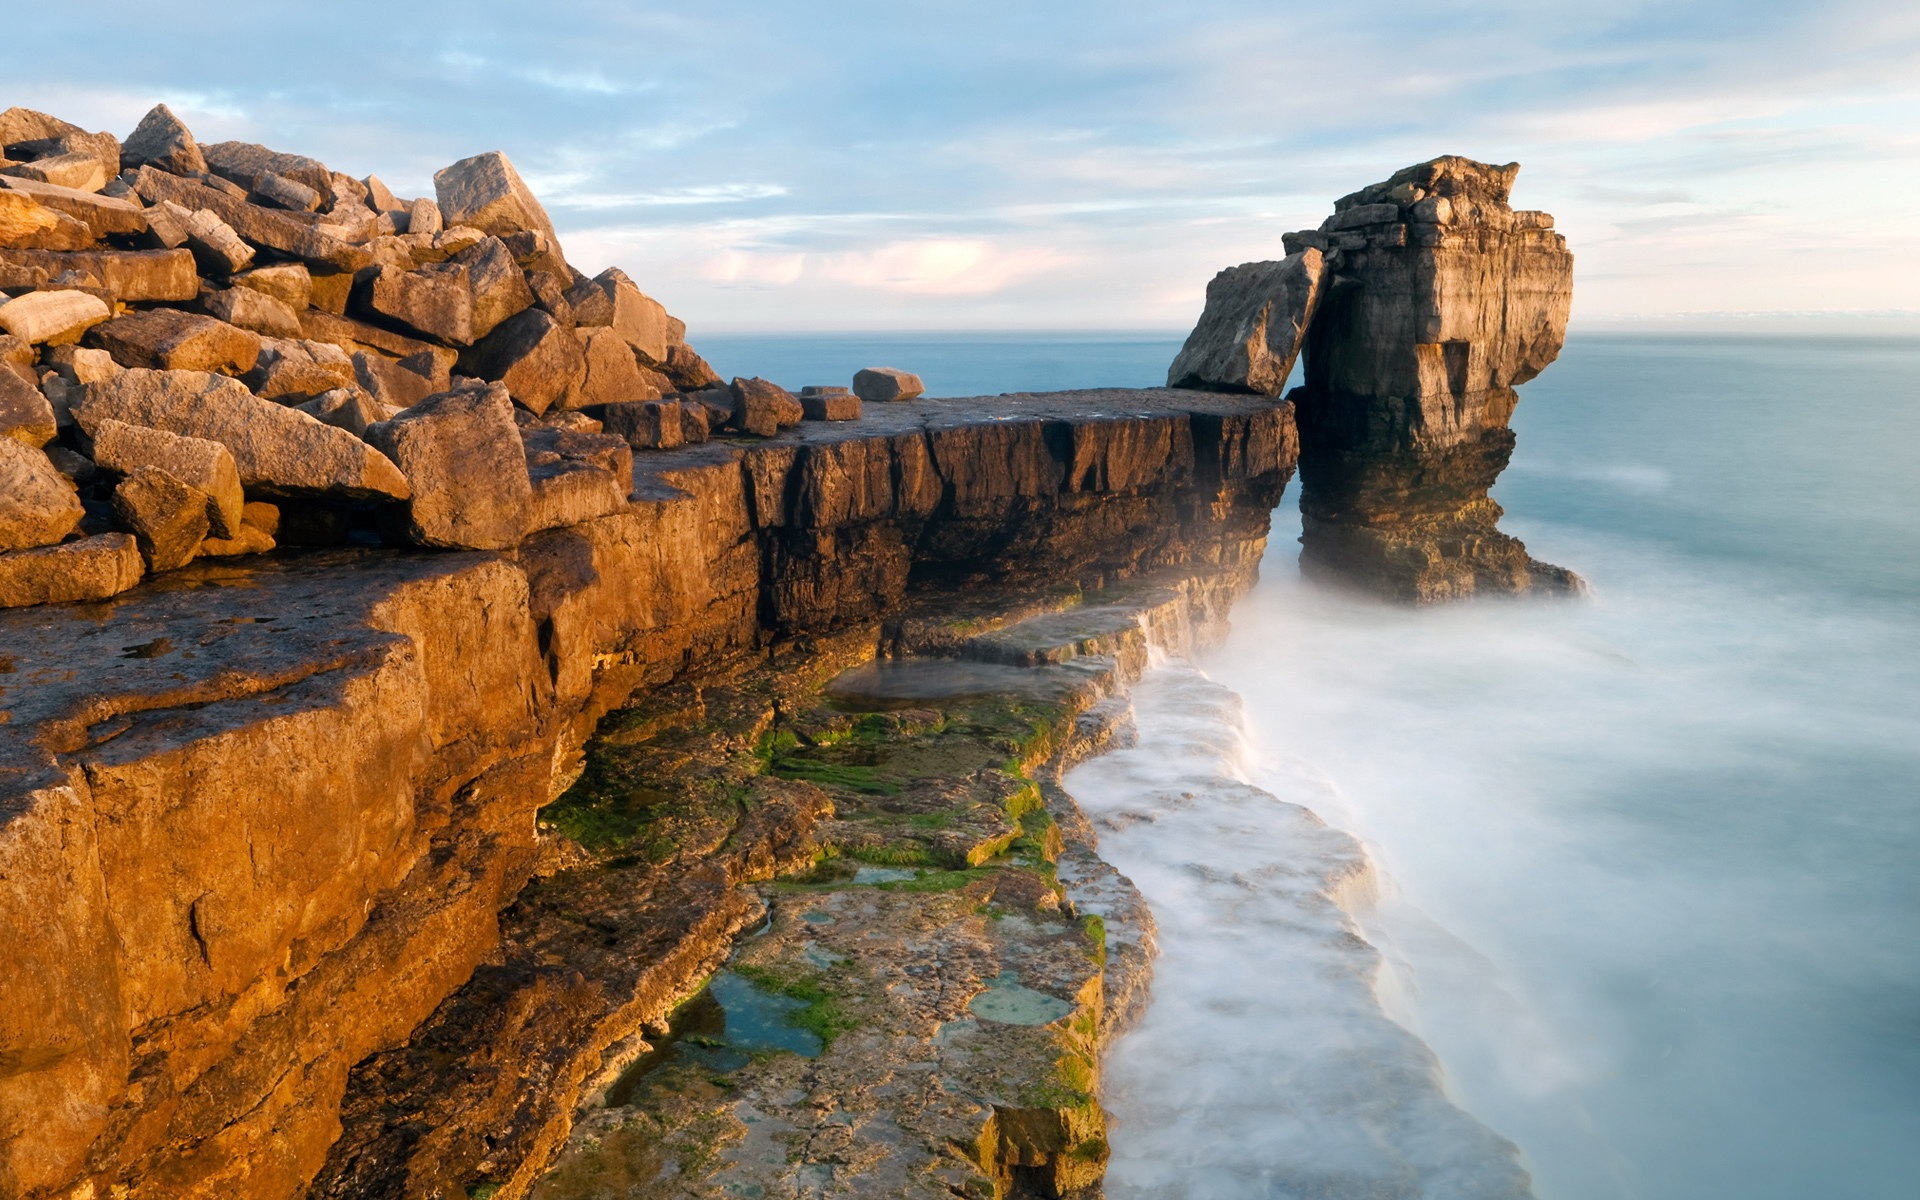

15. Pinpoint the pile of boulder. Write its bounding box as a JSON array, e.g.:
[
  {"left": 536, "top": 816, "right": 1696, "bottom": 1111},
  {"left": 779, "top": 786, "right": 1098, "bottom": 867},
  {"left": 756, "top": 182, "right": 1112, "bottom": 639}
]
[{"left": 0, "top": 103, "right": 929, "bottom": 609}]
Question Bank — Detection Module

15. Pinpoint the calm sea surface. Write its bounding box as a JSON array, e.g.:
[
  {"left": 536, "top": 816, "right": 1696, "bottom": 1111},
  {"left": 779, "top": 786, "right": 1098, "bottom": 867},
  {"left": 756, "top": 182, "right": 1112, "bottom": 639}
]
[{"left": 707, "top": 331, "right": 1920, "bottom": 1199}]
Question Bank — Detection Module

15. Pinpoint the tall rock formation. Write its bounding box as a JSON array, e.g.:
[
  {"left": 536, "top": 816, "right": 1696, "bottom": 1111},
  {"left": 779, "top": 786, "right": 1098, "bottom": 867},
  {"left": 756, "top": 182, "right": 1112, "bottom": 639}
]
[{"left": 1282, "top": 156, "right": 1581, "bottom": 602}]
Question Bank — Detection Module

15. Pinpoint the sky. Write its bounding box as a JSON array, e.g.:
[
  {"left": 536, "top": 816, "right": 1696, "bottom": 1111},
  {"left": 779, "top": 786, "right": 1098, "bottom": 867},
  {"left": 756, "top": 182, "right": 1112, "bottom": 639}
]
[{"left": 10, "top": 1, "right": 1920, "bottom": 332}]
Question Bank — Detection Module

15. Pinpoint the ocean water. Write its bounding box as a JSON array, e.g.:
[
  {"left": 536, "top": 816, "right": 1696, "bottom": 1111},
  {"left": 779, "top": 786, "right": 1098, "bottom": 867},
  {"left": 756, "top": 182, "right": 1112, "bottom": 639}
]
[{"left": 710, "top": 331, "right": 1920, "bottom": 1198}]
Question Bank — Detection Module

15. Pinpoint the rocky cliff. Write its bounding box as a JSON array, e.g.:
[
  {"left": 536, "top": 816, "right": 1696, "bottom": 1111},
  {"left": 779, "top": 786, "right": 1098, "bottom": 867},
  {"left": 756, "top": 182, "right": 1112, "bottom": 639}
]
[{"left": 0, "top": 385, "right": 1294, "bottom": 1199}]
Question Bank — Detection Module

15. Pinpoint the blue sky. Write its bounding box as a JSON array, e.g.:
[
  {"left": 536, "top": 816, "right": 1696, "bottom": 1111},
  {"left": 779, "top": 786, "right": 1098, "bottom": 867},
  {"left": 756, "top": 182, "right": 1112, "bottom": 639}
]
[{"left": 13, "top": 1, "right": 1920, "bottom": 331}]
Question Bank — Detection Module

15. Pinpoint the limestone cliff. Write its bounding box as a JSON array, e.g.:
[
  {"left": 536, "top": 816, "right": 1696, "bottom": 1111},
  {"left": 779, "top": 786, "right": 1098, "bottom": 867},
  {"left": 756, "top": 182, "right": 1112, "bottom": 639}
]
[{"left": 0, "top": 388, "right": 1294, "bottom": 1200}]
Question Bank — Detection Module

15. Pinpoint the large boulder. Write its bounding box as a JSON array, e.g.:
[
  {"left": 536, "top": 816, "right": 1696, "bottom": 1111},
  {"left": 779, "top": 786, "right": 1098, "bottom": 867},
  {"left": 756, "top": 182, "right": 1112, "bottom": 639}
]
[
  {"left": 0, "top": 290, "right": 110, "bottom": 346},
  {"left": 575, "top": 326, "right": 665, "bottom": 407},
  {"left": 201, "top": 286, "right": 302, "bottom": 338},
  {"left": 0, "top": 176, "right": 149, "bottom": 239},
  {"left": 249, "top": 337, "right": 357, "bottom": 402},
  {"left": 0, "top": 108, "right": 120, "bottom": 189},
  {"left": 364, "top": 382, "right": 530, "bottom": 548},
  {"left": 0, "top": 370, "right": 57, "bottom": 446},
  {"left": 727, "top": 376, "right": 803, "bottom": 437},
  {"left": 458, "top": 307, "right": 584, "bottom": 415},
  {"left": 567, "top": 267, "right": 669, "bottom": 363},
  {"left": 76, "top": 368, "right": 410, "bottom": 501},
  {"left": 0, "top": 189, "right": 92, "bottom": 250},
  {"left": 120, "top": 103, "right": 206, "bottom": 175},
  {"left": 1166, "top": 248, "right": 1324, "bottom": 396},
  {"left": 90, "top": 417, "right": 244, "bottom": 537},
  {"left": 0, "top": 438, "right": 84, "bottom": 550},
  {"left": 852, "top": 367, "right": 924, "bottom": 403},
  {"left": 110, "top": 465, "right": 210, "bottom": 571},
  {"left": 432, "top": 152, "right": 565, "bottom": 274},
  {"left": 0, "top": 531, "right": 142, "bottom": 607},
  {"left": 452, "top": 237, "right": 534, "bottom": 339},
  {"left": 358, "top": 262, "right": 474, "bottom": 346},
  {"left": 0, "top": 247, "right": 199, "bottom": 301},
  {"left": 88, "top": 309, "right": 262, "bottom": 375}
]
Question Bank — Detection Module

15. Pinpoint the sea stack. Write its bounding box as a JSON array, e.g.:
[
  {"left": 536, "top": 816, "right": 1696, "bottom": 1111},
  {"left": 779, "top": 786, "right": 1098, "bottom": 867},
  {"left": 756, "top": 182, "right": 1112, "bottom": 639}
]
[{"left": 1286, "top": 155, "right": 1582, "bottom": 601}]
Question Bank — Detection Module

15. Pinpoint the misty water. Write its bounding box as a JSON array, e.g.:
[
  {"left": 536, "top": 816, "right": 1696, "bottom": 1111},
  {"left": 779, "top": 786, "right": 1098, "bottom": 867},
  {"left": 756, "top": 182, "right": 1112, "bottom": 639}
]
[{"left": 713, "top": 332, "right": 1920, "bottom": 1197}]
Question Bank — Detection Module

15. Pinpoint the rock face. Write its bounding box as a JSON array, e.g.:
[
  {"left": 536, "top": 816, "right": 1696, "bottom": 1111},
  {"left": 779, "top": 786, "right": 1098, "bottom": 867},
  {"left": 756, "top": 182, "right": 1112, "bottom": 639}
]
[
  {"left": 1281, "top": 156, "right": 1581, "bottom": 601},
  {"left": 0, "top": 388, "right": 1295, "bottom": 1200},
  {"left": 1167, "top": 247, "right": 1323, "bottom": 395}
]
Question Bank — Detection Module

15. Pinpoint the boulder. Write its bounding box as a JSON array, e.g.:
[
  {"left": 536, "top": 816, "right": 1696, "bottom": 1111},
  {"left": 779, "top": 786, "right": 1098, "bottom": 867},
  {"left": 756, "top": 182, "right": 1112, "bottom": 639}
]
[
  {"left": 0, "top": 532, "right": 142, "bottom": 607},
  {"left": 0, "top": 108, "right": 121, "bottom": 189},
  {"left": 527, "top": 461, "right": 628, "bottom": 532},
  {"left": 0, "top": 369, "right": 57, "bottom": 446},
  {"left": 231, "top": 262, "right": 313, "bottom": 310},
  {"left": 1166, "top": 248, "right": 1324, "bottom": 396},
  {"left": 358, "top": 262, "right": 474, "bottom": 346},
  {"left": 566, "top": 266, "right": 669, "bottom": 363},
  {"left": 364, "top": 382, "right": 531, "bottom": 548},
  {"left": 458, "top": 307, "right": 584, "bottom": 415},
  {"left": 0, "top": 438, "right": 85, "bottom": 550},
  {"left": 0, "top": 190, "right": 91, "bottom": 250},
  {"left": 249, "top": 338, "right": 357, "bottom": 402},
  {"left": 519, "top": 425, "right": 632, "bottom": 477},
  {"left": 664, "top": 341, "right": 720, "bottom": 390},
  {"left": 88, "top": 309, "right": 262, "bottom": 375},
  {"left": 202, "top": 141, "right": 334, "bottom": 205},
  {"left": 0, "top": 290, "right": 111, "bottom": 345},
  {"left": 111, "top": 465, "right": 210, "bottom": 571},
  {"left": 727, "top": 376, "right": 803, "bottom": 436},
  {"left": 852, "top": 367, "right": 925, "bottom": 403},
  {"left": 679, "top": 402, "right": 711, "bottom": 445},
  {"left": 800, "top": 391, "right": 862, "bottom": 421},
  {"left": 575, "top": 327, "right": 663, "bottom": 407},
  {"left": 128, "top": 167, "right": 369, "bottom": 273},
  {"left": 173, "top": 204, "right": 256, "bottom": 275},
  {"left": 201, "top": 286, "right": 302, "bottom": 338},
  {"left": 2, "top": 152, "right": 108, "bottom": 193},
  {"left": 120, "top": 103, "right": 206, "bottom": 175},
  {"left": 253, "top": 171, "right": 322, "bottom": 213},
  {"left": 452, "top": 236, "right": 534, "bottom": 339},
  {"left": 598, "top": 399, "right": 685, "bottom": 450},
  {"left": 352, "top": 349, "right": 447, "bottom": 410},
  {"left": 76, "top": 368, "right": 411, "bottom": 501},
  {"left": 295, "top": 387, "right": 387, "bottom": 438},
  {"left": 433, "top": 152, "right": 563, "bottom": 270},
  {"left": 0, "top": 247, "right": 198, "bottom": 300},
  {"left": 89, "top": 417, "right": 244, "bottom": 537},
  {"left": 44, "top": 345, "right": 120, "bottom": 386},
  {"left": 407, "top": 197, "right": 443, "bottom": 237},
  {"left": 0, "top": 176, "right": 148, "bottom": 239}
]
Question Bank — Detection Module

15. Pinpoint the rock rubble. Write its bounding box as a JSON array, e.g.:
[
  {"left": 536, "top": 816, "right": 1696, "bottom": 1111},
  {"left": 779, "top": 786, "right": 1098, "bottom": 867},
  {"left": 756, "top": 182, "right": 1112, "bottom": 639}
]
[{"left": 0, "top": 103, "right": 935, "bottom": 608}]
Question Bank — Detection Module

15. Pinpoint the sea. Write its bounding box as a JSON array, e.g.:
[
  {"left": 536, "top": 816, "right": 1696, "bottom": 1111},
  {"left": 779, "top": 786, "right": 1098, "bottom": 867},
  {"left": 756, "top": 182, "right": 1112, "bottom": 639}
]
[{"left": 700, "top": 331, "right": 1920, "bottom": 1199}]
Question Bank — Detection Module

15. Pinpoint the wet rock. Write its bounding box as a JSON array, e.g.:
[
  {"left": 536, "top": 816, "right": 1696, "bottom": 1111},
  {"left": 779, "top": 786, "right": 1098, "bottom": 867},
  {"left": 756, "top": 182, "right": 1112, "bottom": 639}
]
[
  {"left": 1167, "top": 248, "right": 1323, "bottom": 395},
  {"left": 728, "top": 376, "right": 803, "bottom": 437},
  {"left": 77, "top": 368, "right": 411, "bottom": 501},
  {"left": 458, "top": 307, "right": 584, "bottom": 415},
  {"left": 0, "top": 437, "right": 84, "bottom": 549},
  {"left": 89, "top": 308, "right": 262, "bottom": 375},
  {"left": 0, "top": 246, "right": 199, "bottom": 300},
  {"left": 0, "top": 371, "right": 58, "bottom": 446},
  {"left": 90, "top": 417, "right": 244, "bottom": 537},
  {"left": 853, "top": 366, "right": 925, "bottom": 403},
  {"left": 120, "top": 103, "right": 205, "bottom": 175},
  {"left": 365, "top": 382, "right": 531, "bottom": 548},
  {"left": 0, "top": 530, "right": 141, "bottom": 606},
  {"left": 111, "top": 464, "right": 210, "bottom": 571},
  {"left": 0, "top": 289, "right": 110, "bottom": 345}
]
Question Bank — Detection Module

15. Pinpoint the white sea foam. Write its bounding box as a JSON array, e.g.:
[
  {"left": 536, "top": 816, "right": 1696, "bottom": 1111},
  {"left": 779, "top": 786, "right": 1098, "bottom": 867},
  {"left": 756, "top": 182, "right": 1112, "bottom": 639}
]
[{"left": 1065, "top": 656, "right": 1535, "bottom": 1199}]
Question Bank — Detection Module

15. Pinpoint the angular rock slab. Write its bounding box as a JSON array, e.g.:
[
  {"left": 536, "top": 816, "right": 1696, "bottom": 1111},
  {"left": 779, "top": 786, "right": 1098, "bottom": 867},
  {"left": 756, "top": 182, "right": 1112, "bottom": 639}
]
[
  {"left": 432, "top": 151, "right": 565, "bottom": 274},
  {"left": 0, "top": 438, "right": 84, "bottom": 550},
  {"left": 0, "top": 371, "right": 57, "bottom": 446},
  {"left": 0, "top": 189, "right": 92, "bottom": 250},
  {"left": 90, "top": 418, "right": 244, "bottom": 537},
  {"left": 111, "top": 465, "right": 211, "bottom": 572},
  {"left": 853, "top": 367, "right": 925, "bottom": 403},
  {"left": 365, "top": 383, "right": 531, "bottom": 548},
  {"left": 77, "top": 369, "right": 410, "bottom": 501},
  {"left": 729, "top": 376, "right": 804, "bottom": 437},
  {"left": 120, "top": 103, "right": 206, "bottom": 175},
  {"left": 0, "top": 289, "right": 111, "bottom": 345},
  {"left": 1167, "top": 247, "right": 1323, "bottom": 396},
  {"left": 0, "top": 531, "right": 142, "bottom": 607},
  {"left": 89, "top": 308, "right": 262, "bottom": 376},
  {"left": 458, "top": 307, "right": 583, "bottom": 415}
]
